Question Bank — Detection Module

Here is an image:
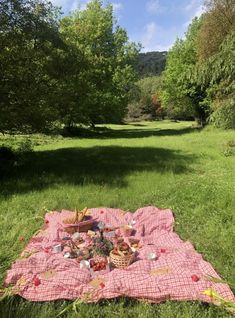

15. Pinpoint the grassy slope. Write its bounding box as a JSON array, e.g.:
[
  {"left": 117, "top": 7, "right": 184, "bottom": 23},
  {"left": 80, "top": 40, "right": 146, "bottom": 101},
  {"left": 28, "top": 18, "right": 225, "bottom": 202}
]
[{"left": 0, "top": 121, "right": 234, "bottom": 318}]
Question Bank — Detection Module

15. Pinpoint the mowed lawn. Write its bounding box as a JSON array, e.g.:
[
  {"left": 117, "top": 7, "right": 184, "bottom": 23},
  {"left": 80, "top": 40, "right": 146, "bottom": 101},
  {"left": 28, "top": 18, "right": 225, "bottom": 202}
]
[{"left": 0, "top": 121, "right": 234, "bottom": 318}]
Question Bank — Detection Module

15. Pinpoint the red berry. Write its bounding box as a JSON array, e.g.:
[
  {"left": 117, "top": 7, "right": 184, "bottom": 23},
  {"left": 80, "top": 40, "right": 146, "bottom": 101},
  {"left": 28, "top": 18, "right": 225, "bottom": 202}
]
[
  {"left": 100, "top": 282, "right": 105, "bottom": 289},
  {"left": 94, "top": 265, "right": 99, "bottom": 271},
  {"left": 191, "top": 275, "right": 200, "bottom": 282},
  {"left": 100, "top": 210, "right": 104, "bottom": 214},
  {"left": 33, "top": 277, "right": 41, "bottom": 286},
  {"left": 45, "top": 220, "right": 49, "bottom": 224},
  {"left": 160, "top": 249, "right": 166, "bottom": 253}
]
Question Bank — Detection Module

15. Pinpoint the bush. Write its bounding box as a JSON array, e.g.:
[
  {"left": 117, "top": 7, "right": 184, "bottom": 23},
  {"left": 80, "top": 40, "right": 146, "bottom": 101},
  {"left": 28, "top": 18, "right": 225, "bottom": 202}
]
[
  {"left": 222, "top": 139, "right": 235, "bottom": 157},
  {"left": 16, "top": 139, "right": 34, "bottom": 166},
  {"left": 210, "top": 99, "right": 235, "bottom": 129},
  {"left": 17, "top": 139, "right": 34, "bottom": 154}
]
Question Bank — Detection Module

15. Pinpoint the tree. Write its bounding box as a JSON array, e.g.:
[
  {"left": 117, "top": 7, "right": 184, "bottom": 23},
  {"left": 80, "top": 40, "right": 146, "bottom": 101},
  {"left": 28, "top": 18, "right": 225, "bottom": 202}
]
[
  {"left": 136, "top": 51, "right": 167, "bottom": 77},
  {"left": 160, "top": 18, "right": 207, "bottom": 122},
  {"left": 0, "top": 0, "right": 62, "bottom": 133},
  {"left": 59, "top": 0, "right": 140, "bottom": 128},
  {"left": 127, "top": 76, "right": 164, "bottom": 121},
  {"left": 195, "top": 31, "right": 235, "bottom": 128},
  {"left": 197, "top": 0, "right": 235, "bottom": 61},
  {"left": 151, "top": 0, "right": 234, "bottom": 127}
]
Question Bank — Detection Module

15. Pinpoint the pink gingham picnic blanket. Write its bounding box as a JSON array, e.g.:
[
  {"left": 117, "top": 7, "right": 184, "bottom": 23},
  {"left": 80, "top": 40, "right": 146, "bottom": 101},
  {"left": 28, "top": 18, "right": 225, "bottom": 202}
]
[{"left": 4, "top": 206, "right": 235, "bottom": 306}]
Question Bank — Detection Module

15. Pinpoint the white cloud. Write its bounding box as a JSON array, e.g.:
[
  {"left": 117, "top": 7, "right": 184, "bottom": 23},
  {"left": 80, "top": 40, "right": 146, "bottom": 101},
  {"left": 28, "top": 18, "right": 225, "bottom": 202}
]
[
  {"left": 146, "top": 0, "right": 165, "bottom": 14},
  {"left": 183, "top": 0, "right": 205, "bottom": 29},
  {"left": 74, "top": 0, "right": 91, "bottom": 11},
  {"left": 50, "top": 0, "right": 89, "bottom": 12},
  {"left": 70, "top": 0, "right": 80, "bottom": 11},
  {"left": 110, "top": 2, "right": 123, "bottom": 22},
  {"left": 51, "top": 0, "right": 124, "bottom": 14},
  {"left": 183, "top": 1, "right": 205, "bottom": 29},
  {"left": 136, "top": 22, "right": 175, "bottom": 52},
  {"left": 142, "top": 22, "right": 157, "bottom": 48},
  {"left": 112, "top": 2, "right": 123, "bottom": 13},
  {"left": 194, "top": 5, "right": 205, "bottom": 17},
  {"left": 185, "top": 0, "right": 197, "bottom": 12},
  {"left": 50, "top": 0, "right": 67, "bottom": 7},
  {"left": 140, "top": 1, "right": 205, "bottom": 51}
]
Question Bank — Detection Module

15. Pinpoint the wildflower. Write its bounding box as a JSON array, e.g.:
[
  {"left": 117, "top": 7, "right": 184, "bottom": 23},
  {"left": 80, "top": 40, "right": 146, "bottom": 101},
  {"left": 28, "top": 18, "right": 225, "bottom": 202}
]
[{"left": 202, "top": 289, "right": 219, "bottom": 298}]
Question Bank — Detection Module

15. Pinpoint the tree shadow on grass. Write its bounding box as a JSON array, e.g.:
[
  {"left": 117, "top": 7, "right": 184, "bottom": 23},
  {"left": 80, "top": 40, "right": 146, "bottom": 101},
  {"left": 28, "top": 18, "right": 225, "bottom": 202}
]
[
  {"left": 107, "top": 127, "right": 200, "bottom": 138},
  {"left": 1, "top": 146, "right": 196, "bottom": 196},
  {"left": 63, "top": 126, "right": 201, "bottom": 139}
]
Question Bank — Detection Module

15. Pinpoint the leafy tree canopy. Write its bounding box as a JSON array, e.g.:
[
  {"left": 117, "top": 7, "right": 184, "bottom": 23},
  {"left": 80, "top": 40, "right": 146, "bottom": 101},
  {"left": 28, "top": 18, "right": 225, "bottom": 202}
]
[
  {"left": 0, "top": 0, "right": 62, "bottom": 133},
  {"left": 57, "top": 0, "right": 140, "bottom": 127},
  {"left": 0, "top": 0, "right": 140, "bottom": 133},
  {"left": 160, "top": 18, "right": 205, "bottom": 121},
  {"left": 197, "top": 0, "right": 235, "bottom": 61}
]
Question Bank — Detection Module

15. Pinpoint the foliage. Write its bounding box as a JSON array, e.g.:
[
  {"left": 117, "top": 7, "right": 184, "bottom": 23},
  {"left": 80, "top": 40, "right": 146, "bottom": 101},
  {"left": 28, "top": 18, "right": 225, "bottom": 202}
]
[
  {"left": 59, "top": 0, "right": 140, "bottom": 128},
  {"left": 0, "top": 0, "right": 63, "bottom": 133},
  {"left": 136, "top": 51, "right": 167, "bottom": 77},
  {"left": 17, "top": 139, "right": 34, "bottom": 154},
  {"left": 197, "top": 0, "right": 235, "bottom": 61},
  {"left": 194, "top": 31, "right": 235, "bottom": 128},
  {"left": 210, "top": 101, "right": 235, "bottom": 129},
  {"left": 160, "top": 18, "right": 206, "bottom": 122},
  {"left": 222, "top": 138, "right": 235, "bottom": 157},
  {"left": 0, "top": 0, "right": 139, "bottom": 133},
  {"left": 161, "top": 0, "right": 235, "bottom": 127},
  {"left": 127, "top": 76, "right": 164, "bottom": 121}
]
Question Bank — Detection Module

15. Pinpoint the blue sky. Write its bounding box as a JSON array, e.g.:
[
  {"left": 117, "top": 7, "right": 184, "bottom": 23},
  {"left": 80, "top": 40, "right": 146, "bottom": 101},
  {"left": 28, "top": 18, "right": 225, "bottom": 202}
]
[{"left": 51, "top": 0, "right": 205, "bottom": 52}]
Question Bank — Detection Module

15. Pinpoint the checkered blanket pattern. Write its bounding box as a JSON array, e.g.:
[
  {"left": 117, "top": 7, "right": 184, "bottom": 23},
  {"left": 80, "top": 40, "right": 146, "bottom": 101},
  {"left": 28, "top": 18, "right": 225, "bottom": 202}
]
[{"left": 4, "top": 206, "right": 235, "bottom": 305}]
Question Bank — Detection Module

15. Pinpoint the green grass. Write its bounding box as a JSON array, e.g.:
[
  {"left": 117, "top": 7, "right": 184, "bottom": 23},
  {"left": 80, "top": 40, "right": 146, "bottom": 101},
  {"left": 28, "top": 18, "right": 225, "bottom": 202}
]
[{"left": 0, "top": 121, "right": 235, "bottom": 318}]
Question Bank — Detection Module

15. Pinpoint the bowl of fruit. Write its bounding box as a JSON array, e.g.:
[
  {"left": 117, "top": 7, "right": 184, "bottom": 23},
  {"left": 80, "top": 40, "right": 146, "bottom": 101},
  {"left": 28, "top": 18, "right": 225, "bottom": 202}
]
[{"left": 89, "top": 257, "right": 110, "bottom": 276}]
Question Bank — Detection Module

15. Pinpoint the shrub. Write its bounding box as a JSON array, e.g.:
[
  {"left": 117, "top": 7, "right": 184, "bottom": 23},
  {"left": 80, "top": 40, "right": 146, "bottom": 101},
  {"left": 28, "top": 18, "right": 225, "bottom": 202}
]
[
  {"left": 17, "top": 139, "right": 34, "bottom": 154},
  {"left": 210, "top": 99, "right": 235, "bottom": 129},
  {"left": 16, "top": 139, "right": 34, "bottom": 166}
]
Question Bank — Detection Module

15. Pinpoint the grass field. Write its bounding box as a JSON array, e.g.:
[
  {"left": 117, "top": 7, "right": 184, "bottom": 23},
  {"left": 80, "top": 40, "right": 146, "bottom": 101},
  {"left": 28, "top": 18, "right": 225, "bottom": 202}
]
[{"left": 0, "top": 121, "right": 235, "bottom": 318}]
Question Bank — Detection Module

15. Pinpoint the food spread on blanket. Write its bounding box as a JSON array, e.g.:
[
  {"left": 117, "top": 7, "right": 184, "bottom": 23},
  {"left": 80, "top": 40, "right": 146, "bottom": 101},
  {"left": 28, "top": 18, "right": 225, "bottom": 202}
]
[
  {"left": 4, "top": 206, "right": 235, "bottom": 309},
  {"left": 58, "top": 208, "right": 136, "bottom": 271}
]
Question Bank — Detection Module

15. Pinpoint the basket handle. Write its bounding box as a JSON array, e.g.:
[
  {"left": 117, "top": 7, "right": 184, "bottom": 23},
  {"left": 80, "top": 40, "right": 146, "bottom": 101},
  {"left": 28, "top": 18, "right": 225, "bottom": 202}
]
[{"left": 75, "top": 209, "right": 79, "bottom": 222}]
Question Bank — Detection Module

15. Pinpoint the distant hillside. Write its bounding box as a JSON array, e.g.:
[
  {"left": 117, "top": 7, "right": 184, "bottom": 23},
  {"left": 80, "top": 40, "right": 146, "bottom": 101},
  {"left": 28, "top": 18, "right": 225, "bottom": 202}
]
[{"left": 136, "top": 51, "right": 167, "bottom": 77}]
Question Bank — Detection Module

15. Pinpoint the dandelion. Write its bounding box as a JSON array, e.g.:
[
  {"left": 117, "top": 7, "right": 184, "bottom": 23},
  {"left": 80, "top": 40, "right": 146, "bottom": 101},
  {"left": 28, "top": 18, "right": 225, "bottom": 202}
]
[
  {"left": 202, "top": 289, "right": 235, "bottom": 313},
  {"left": 202, "top": 289, "right": 219, "bottom": 298}
]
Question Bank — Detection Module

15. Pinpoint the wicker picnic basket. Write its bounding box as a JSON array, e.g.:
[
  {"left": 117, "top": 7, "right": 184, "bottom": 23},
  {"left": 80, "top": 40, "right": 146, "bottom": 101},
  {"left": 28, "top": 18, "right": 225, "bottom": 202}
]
[
  {"left": 63, "top": 209, "right": 94, "bottom": 234},
  {"left": 109, "top": 250, "right": 135, "bottom": 269},
  {"left": 63, "top": 219, "right": 94, "bottom": 234}
]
